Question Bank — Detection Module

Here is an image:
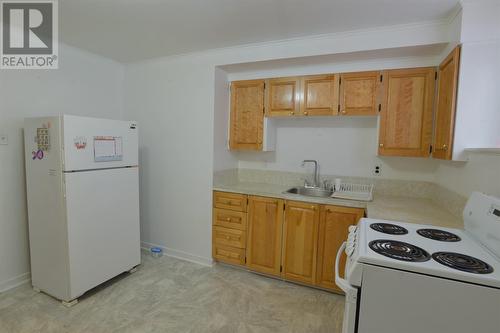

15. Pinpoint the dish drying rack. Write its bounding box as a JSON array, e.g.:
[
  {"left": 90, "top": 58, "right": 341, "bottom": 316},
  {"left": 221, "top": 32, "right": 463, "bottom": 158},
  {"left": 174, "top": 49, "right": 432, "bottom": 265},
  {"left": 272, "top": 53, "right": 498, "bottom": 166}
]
[{"left": 331, "top": 183, "right": 374, "bottom": 202}]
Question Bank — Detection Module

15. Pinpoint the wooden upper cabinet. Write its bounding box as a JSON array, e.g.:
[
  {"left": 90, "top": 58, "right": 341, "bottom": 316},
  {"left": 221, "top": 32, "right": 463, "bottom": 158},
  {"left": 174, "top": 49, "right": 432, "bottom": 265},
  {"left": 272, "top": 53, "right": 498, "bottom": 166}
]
[
  {"left": 316, "top": 205, "right": 364, "bottom": 293},
  {"left": 265, "top": 77, "right": 300, "bottom": 117},
  {"left": 300, "top": 74, "right": 339, "bottom": 116},
  {"left": 433, "top": 46, "right": 461, "bottom": 160},
  {"left": 378, "top": 67, "right": 436, "bottom": 157},
  {"left": 246, "top": 196, "right": 284, "bottom": 276},
  {"left": 282, "top": 201, "right": 319, "bottom": 285},
  {"left": 339, "top": 71, "right": 381, "bottom": 116},
  {"left": 229, "top": 80, "right": 264, "bottom": 150}
]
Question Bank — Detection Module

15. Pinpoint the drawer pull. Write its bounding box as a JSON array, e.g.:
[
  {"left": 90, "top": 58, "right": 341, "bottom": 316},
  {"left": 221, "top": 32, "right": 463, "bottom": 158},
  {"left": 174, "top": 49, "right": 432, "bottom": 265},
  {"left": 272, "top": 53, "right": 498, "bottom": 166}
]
[{"left": 218, "top": 249, "right": 239, "bottom": 259}]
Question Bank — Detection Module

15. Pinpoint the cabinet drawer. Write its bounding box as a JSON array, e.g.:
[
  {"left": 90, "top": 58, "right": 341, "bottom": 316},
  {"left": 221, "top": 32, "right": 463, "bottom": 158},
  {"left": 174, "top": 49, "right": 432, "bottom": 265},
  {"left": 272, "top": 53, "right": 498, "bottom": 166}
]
[
  {"left": 213, "top": 191, "right": 247, "bottom": 212},
  {"left": 213, "top": 244, "right": 245, "bottom": 266},
  {"left": 213, "top": 208, "right": 247, "bottom": 230},
  {"left": 213, "top": 226, "right": 246, "bottom": 249}
]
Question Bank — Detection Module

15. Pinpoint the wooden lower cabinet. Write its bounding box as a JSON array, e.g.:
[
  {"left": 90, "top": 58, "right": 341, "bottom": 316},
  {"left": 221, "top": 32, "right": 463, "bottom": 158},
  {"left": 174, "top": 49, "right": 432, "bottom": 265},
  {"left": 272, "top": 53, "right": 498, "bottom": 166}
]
[
  {"left": 213, "top": 226, "right": 246, "bottom": 249},
  {"left": 213, "top": 191, "right": 247, "bottom": 212},
  {"left": 316, "top": 205, "right": 365, "bottom": 292},
  {"left": 212, "top": 191, "right": 365, "bottom": 293},
  {"left": 282, "top": 201, "right": 320, "bottom": 285},
  {"left": 213, "top": 244, "right": 246, "bottom": 266},
  {"left": 246, "top": 196, "right": 284, "bottom": 276},
  {"left": 212, "top": 191, "right": 249, "bottom": 267},
  {"left": 213, "top": 208, "right": 247, "bottom": 230}
]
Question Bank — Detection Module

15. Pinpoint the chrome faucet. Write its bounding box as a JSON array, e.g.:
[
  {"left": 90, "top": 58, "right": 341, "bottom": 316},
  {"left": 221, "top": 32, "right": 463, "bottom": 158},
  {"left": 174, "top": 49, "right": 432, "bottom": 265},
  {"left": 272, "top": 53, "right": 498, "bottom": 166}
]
[{"left": 302, "top": 160, "right": 320, "bottom": 188}]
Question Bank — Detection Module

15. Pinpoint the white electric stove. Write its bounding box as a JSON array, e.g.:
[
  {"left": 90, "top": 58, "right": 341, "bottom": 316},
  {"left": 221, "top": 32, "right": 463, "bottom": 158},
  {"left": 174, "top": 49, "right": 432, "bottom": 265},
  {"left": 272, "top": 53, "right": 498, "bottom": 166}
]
[{"left": 335, "top": 192, "right": 500, "bottom": 333}]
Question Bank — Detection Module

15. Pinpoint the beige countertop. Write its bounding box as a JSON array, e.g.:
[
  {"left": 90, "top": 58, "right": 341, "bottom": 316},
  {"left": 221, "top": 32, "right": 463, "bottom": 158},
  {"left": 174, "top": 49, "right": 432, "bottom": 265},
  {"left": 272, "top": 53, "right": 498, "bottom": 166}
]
[
  {"left": 366, "top": 195, "right": 463, "bottom": 228},
  {"left": 213, "top": 181, "right": 463, "bottom": 229},
  {"left": 213, "top": 182, "right": 366, "bottom": 208}
]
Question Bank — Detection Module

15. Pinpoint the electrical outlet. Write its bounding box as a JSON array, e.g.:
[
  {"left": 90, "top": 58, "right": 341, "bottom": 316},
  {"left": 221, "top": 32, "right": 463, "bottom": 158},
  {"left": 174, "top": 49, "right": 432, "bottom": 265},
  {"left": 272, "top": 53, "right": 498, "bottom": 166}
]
[
  {"left": 0, "top": 134, "right": 8, "bottom": 145},
  {"left": 373, "top": 164, "right": 382, "bottom": 176}
]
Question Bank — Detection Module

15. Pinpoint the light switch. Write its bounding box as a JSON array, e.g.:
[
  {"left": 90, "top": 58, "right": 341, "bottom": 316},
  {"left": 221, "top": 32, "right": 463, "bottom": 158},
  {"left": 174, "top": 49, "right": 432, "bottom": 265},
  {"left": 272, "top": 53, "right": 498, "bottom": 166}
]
[{"left": 0, "top": 134, "right": 8, "bottom": 145}]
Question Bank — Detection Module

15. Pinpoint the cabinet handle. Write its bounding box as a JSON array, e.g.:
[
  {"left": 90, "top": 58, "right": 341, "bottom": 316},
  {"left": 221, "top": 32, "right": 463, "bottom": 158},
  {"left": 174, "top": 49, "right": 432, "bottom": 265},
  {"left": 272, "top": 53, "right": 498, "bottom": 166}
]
[
  {"left": 379, "top": 143, "right": 384, "bottom": 148},
  {"left": 311, "top": 206, "right": 316, "bottom": 210},
  {"left": 304, "top": 111, "right": 308, "bottom": 116},
  {"left": 435, "top": 144, "right": 449, "bottom": 151},
  {"left": 342, "top": 111, "right": 347, "bottom": 115},
  {"left": 226, "top": 218, "right": 231, "bottom": 221},
  {"left": 289, "top": 111, "right": 295, "bottom": 116}
]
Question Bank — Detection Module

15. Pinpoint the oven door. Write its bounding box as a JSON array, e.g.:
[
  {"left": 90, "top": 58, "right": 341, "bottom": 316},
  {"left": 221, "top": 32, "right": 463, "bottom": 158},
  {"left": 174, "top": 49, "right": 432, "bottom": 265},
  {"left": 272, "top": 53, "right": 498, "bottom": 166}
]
[{"left": 336, "top": 242, "right": 360, "bottom": 333}]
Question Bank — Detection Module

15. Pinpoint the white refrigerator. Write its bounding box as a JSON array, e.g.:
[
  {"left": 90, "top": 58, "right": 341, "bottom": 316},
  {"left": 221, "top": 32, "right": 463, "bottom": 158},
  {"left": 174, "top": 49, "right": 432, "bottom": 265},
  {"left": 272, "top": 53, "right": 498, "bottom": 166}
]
[{"left": 24, "top": 115, "right": 141, "bottom": 304}]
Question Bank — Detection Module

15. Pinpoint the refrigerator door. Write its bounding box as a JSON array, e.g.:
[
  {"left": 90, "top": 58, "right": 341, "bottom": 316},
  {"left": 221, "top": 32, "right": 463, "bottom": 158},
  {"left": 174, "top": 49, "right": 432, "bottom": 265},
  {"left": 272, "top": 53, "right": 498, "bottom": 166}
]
[
  {"left": 64, "top": 167, "right": 141, "bottom": 299},
  {"left": 62, "top": 115, "right": 138, "bottom": 171},
  {"left": 24, "top": 116, "right": 72, "bottom": 300}
]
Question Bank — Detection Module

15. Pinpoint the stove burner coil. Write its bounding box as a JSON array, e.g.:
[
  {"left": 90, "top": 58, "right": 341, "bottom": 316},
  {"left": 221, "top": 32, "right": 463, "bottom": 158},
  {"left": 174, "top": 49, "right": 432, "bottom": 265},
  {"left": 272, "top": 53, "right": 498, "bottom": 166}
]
[
  {"left": 369, "top": 240, "right": 431, "bottom": 262},
  {"left": 370, "top": 223, "right": 408, "bottom": 235},
  {"left": 417, "top": 229, "right": 461, "bottom": 242},
  {"left": 432, "top": 252, "right": 494, "bottom": 274}
]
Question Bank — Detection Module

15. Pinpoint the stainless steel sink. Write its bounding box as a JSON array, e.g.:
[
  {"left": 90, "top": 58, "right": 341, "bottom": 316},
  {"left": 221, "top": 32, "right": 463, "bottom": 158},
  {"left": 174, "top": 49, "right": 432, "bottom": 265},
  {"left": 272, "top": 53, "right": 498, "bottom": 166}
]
[{"left": 285, "top": 186, "right": 333, "bottom": 198}]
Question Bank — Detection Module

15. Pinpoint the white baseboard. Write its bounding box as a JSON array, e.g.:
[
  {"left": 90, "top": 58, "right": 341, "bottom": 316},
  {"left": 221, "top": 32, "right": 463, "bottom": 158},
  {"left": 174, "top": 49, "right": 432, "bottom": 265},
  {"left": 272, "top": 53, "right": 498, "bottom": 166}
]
[
  {"left": 141, "top": 241, "right": 213, "bottom": 267},
  {"left": 0, "top": 272, "right": 31, "bottom": 293}
]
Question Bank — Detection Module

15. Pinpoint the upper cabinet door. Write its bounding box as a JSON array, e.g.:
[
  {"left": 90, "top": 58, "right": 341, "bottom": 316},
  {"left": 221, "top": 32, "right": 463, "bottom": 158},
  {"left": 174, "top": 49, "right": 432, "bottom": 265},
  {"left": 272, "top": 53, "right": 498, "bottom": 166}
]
[
  {"left": 246, "top": 196, "right": 284, "bottom": 276},
  {"left": 378, "top": 67, "right": 436, "bottom": 157},
  {"left": 339, "top": 71, "right": 381, "bottom": 116},
  {"left": 266, "top": 77, "right": 301, "bottom": 117},
  {"left": 300, "top": 74, "right": 339, "bottom": 116},
  {"left": 229, "top": 80, "right": 265, "bottom": 150},
  {"left": 282, "top": 201, "right": 319, "bottom": 285},
  {"left": 433, "top": 46, "right": 461, "bottom": 160}
]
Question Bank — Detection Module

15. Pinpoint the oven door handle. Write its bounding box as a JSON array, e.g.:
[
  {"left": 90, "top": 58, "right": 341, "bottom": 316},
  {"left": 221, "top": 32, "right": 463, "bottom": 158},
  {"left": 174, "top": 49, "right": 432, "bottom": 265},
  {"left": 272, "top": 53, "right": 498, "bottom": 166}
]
[{"left": 335, "top": 241, "right": 352, "bottom": 293}]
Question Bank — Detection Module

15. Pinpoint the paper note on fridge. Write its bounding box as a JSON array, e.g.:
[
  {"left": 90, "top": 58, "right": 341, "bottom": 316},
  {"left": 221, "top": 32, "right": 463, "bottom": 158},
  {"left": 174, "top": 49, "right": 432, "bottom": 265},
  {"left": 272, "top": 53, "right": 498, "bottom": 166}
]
[{"left": 94, "top": 136, "right": 123, "bottom": 162}]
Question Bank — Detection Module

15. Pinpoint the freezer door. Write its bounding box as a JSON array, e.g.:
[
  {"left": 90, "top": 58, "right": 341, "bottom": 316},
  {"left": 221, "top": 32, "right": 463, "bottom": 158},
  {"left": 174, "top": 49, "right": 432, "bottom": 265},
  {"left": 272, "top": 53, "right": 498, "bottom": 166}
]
[
  {"left": 64, "top": 167, "right": 140, "bottom": 299},
  {"left": 62, "top": 115, "right": 138, "bottom": 171}
]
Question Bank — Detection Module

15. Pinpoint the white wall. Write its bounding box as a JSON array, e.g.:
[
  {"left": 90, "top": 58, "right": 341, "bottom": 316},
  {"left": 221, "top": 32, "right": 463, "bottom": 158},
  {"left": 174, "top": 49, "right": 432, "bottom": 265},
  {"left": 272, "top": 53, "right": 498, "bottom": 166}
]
[
  {"left": 123, "top": 21, "right": 451, "bottom": 264},
  {"left": 434, "top": 152, "right": 500, "bottom": 198},
  {"left": 0, "top": 44, "right": 124, "bottom": 291},
  {"left": 236, "top": 117, "right": 439, "bottom": 182},
  {"left": 123, "top": 58, "right": 215, "bottom": 265}
]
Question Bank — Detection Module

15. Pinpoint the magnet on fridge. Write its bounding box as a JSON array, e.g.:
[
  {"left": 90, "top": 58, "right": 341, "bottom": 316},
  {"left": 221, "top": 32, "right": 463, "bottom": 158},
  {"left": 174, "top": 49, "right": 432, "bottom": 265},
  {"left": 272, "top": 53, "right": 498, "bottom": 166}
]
[{"left": 32, "top": 149, "right": 44, "bottom": 160}]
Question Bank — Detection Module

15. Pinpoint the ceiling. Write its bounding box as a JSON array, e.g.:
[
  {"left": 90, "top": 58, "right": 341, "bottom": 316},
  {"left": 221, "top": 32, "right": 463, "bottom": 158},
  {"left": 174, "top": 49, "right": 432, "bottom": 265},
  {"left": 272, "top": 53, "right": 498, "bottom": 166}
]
[{"left": 59, "top": 0, "right": 460, "bottom": 63}]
